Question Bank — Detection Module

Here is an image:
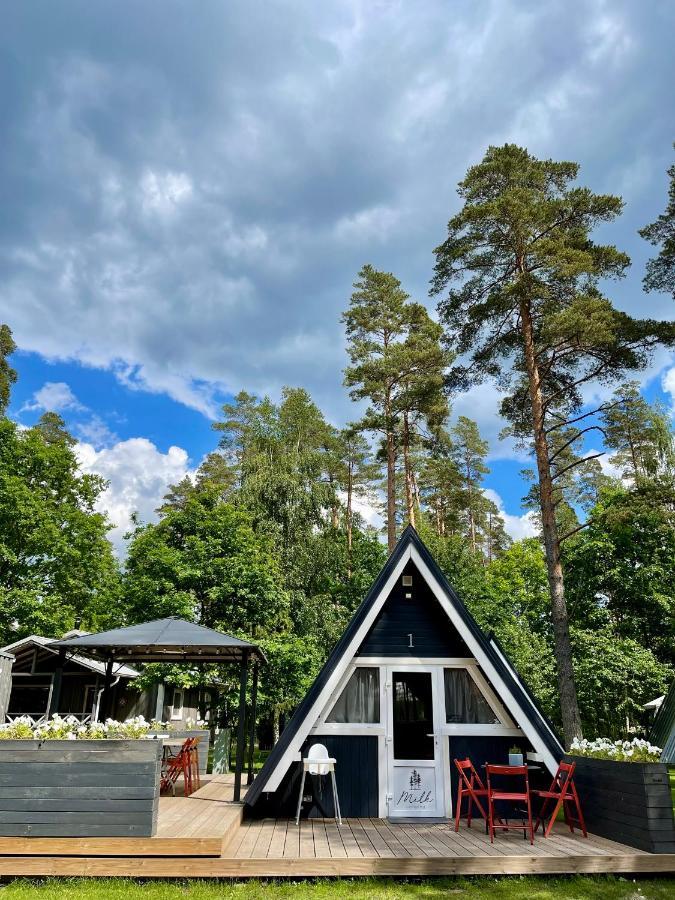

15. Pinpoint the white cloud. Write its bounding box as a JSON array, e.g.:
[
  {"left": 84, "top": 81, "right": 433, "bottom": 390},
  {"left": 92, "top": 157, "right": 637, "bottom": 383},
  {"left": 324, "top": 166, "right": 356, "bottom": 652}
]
[
  {"left": 662, "top": 367, "right": 675, "bottom": 415},
  {"left": 335, "top": 205, "right": 400, "bottom": 243},
  {"left": 140, "top": 170, "right": 193, "bottom": 216},
  {"left": 0, "top": 0, "right": 672, "bottom": 431},
  {"left": 451, "top": 381, "right": 529, "bottom": 463},
  {"left": 76, "top": 438, "right": 194, "bottom": 553},
  {"left": 341, "top": 490, "right": 383, "bottom": 533},
  {"left": 75, "top": 415, "right": 118, "bottom": 449},
  {"left": 23, "top": 381, "right": 84, "bottom": 413},
  {"left": 483, "top": 488, "right": 538, "bottom": 542}
]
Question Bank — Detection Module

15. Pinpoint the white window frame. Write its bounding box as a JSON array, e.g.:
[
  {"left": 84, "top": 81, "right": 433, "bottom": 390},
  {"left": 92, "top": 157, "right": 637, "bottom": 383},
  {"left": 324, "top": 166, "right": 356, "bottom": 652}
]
[
  {"left": 441, "top": 662, "right": 515, "bottom": 731},
  {"left": 314, "top": 662, "right": 385, "bottom": 734},
  {"left": 170, "top": 687, "right": 184, "bottom": 721}
]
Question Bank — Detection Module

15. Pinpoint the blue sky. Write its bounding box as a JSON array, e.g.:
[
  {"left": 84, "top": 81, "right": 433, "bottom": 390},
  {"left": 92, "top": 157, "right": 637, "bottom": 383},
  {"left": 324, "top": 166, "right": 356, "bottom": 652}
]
[{"left": 2, "top": 1, "right": 674, "bottom": 550}]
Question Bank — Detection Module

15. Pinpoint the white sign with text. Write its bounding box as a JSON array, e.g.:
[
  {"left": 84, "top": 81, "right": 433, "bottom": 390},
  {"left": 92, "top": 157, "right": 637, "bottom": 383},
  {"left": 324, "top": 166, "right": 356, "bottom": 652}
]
[{"left": 390, "top": 764, "right": 438, "bottom": 815}]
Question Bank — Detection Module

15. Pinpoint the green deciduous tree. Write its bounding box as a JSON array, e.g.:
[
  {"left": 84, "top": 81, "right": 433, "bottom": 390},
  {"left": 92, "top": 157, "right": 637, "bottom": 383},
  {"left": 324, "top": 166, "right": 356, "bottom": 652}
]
[
  {"left": 0, "top": 325, "right": 17, "bottom": 415},
  {"left": 564, "top": 481, "right": 675, "bottom": 666},
  {"left": 0, "top": 330, "right": 120, "bottom": 643},
  {"left": 431, "top": 144, "right": 675, "bottom": 745},
  {"left": 124, "top": 489, "right": 288, "bottom": 632},
  {"left": 603, "top": 382, "right": 675, "bottom": 482}
]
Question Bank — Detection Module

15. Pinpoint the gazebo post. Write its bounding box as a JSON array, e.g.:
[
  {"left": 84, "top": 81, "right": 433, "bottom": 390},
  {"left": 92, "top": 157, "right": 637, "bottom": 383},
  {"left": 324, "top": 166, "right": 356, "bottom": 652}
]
[
  {"left": 233, "top": 651, "right": 249, "bottom": 802},
  {"left": 98, "top": 656, "right": 114, "bottom": 722},
  {"left": 47, "top": 648, "right": 66, "bottom": 718},
  {"left": 247, "top": 661, "right": 259, "bottom": 785}
]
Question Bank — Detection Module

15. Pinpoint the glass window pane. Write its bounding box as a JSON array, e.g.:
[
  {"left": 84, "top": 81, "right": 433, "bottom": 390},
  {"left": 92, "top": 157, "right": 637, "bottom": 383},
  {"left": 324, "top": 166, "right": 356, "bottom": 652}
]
[
  {"left": 392, "top": 671, "right": 434, "bottom": 760},
  {"left": 326, "top": 668, "right": 380, "bottom": 723},
  {"left": 444, "top": 669, "right": 500, "bottom": 724}
]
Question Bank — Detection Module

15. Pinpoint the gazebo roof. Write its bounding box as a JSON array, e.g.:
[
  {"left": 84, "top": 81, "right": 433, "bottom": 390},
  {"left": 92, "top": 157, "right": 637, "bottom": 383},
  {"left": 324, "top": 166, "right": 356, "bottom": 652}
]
[{"left": 51, "top": 617, "right": 266, "bottom": 664}]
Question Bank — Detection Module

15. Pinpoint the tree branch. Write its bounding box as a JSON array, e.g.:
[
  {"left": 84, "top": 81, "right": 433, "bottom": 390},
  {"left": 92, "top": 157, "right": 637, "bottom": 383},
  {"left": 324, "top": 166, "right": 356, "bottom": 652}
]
[
  {"left": 544, "top": 401, "right": 622, "bottom": 434},
  {"left": 548, "top": 425, "right": 607, "bottom": 464},
  {"left": 551, "top": 452, "right": 604, "bottom": 482},
  {"left": 559, "top": 520, "right": 593, "bottom": 543}
]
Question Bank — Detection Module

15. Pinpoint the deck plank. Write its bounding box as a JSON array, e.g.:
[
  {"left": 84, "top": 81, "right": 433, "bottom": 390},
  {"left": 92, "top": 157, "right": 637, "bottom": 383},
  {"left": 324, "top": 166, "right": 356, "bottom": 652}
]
[
  {"left": 370, "top": 819, "right": 412, "bottom": 857},
  {"left": 324, "top": 820, "right": 347, "bottom": 858},
  {"left": 337, "top": 821, "right": 363, "bottom": 858},
  {"left": 310, "top": 819, "right": 330, "bottom": 858},
  {"left": 266, "top": 819, "right": 288, "bottom": 859},
  {"left": 283, "top": 819, "right": 300, "bottom": 858},
  {"left": 0, "top": 853, "right": 672, "bottom": 877},
  {"left": 298, "top": 820, "right": 315, "bottom": 859},
  {"left": 347, "top": 819, "right": 380, "bottom": 858}
]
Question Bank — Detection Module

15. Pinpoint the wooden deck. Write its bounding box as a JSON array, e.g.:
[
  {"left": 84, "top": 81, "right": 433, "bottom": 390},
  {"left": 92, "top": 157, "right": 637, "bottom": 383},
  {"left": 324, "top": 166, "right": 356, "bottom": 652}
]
[{"left": 0, "top": 775, "right": 672, "bottom": 877}]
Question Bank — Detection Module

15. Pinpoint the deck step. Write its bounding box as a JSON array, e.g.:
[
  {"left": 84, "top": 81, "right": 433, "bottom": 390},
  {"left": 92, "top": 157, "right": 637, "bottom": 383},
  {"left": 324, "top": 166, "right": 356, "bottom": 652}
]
[{"left": 0, "top": 837, "right": 223, "bottom": 857}]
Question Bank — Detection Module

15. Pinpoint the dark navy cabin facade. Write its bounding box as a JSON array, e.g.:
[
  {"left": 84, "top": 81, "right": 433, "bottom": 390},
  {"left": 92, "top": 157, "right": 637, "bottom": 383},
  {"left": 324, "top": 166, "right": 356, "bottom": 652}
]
[{"left": 246, "top": 527, "right": 563, "bottom": 821}]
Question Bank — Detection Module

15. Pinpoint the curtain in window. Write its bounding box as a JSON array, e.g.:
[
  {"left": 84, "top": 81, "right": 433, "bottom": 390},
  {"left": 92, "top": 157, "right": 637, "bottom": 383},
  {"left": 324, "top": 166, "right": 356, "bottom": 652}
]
[
  {"left": 326, "top": 668, "right": 380, "bottom": 723},
  {"left": 444, "top": 669, "right": 500, "bottom": 724}
]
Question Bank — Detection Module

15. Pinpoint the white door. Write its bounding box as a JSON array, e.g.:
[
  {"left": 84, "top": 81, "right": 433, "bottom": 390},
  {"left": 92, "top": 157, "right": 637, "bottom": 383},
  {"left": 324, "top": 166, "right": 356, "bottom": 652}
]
[{"left": 385, "top": 666, "right": 447, "bottom": 818}]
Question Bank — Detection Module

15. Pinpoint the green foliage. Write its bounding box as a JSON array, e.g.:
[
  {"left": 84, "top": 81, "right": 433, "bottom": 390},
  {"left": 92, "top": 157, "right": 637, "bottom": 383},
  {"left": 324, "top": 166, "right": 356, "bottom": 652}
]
[
  {"left": 0, "top": 324, "right": 17, "bottom": 416},
  {"left": 129, "top": 388, "right": 386, "bottom": 726},
  {"left": 431, "top": 143, "right": 675, "bottom": 744},
  {"left": 124, "top": 489, "right": 289, "bottom": 633},
  {"left": 603, "top": 382, "right": 675, "bottom": 481},
  {"left": 640, "top": 145, "right": 675, "bottom": 296},
  {"left": 0, "top": 416, "right": 121, "bottom": 644},
  {"left": 570, "top": 628, "right": 671, "bottom": 738},
  {"left": 343, "top": 264, "right": 450, "bottom": 545},
  {"left": 213, "top": 388, "right": 338, "bottom": 570},
  {"left": 428, "top": 534, "right": 671, "bottom": 738},
  {"left": 564, "top": 481, "right": 675, "bottom": 665}
]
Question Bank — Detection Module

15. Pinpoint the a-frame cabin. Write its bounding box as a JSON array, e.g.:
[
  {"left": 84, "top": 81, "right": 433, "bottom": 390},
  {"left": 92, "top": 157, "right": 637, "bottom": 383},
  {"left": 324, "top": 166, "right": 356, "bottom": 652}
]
[{"left": 246, "top": 526, "right": 563, "bottom": 820}]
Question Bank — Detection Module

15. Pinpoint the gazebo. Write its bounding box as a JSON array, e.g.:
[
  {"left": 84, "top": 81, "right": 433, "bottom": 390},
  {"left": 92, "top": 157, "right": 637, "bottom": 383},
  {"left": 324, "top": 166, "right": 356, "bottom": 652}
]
[{"left": 52, "top": 617, "right": 266, "bottom": 801}]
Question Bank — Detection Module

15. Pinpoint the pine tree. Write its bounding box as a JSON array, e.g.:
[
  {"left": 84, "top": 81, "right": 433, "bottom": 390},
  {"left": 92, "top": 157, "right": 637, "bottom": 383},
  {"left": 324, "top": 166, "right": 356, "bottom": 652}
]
[
  {"left": 332, "top": 428, "right": 379, "bottom": 570},
  {"left": 0, "top": 324, "right": 17, "bottom": 415},
  {"left": 449, "top": 417, "right": 490, "bottom": 552},
  {"left": 431, "top": 144, "right": 675, "bottom": 745},
  {"left": 640, "top": 145, "right": 675, "bottom": 296},
  {"left": 343, "top": 264, "right": 449, "bottom": 550}
]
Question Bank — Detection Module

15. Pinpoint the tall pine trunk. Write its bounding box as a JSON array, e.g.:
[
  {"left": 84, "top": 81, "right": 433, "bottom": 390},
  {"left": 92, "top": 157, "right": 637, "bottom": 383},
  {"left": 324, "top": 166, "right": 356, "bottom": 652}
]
[
  {"left": 520, "top": 294, "right": 583, "bottom": 747},
  {"left": 385, "top": 390, "right": 397, "bottom": 552},
  {"left": 465, "top": 456, "right": 477, "bottom": 552},
  {"left": 346, "top": 459, "right": 353, "bottom": 577},
  {"left": 402, "top": 412, "right": 417, "bottom": 529}
]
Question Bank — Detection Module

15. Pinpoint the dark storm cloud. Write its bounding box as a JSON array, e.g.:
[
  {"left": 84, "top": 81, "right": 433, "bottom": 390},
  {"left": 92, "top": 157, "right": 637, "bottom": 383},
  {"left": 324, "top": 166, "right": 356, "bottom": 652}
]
[{"left": 1, "top": 0, "right": 673, "bottom": 428}]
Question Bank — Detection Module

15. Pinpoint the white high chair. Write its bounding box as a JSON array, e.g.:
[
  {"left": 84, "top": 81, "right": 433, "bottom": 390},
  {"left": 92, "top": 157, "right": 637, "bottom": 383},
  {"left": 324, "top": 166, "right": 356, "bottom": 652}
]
[{"left": 294, "top": 743, "right": 342, "bottom": 826}]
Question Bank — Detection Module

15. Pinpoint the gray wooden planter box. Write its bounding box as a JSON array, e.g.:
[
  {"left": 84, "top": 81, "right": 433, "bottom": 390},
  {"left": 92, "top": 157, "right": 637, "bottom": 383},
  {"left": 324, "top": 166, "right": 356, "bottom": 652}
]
[
  {"left": 0, "top": 740, "right": 162, "bottom": 837},
  {"left": 565, "top": 754, "right": 675, "bottom": 853},
  {"left": 147, "top": 728, "right": 211, "bottom": 774}
]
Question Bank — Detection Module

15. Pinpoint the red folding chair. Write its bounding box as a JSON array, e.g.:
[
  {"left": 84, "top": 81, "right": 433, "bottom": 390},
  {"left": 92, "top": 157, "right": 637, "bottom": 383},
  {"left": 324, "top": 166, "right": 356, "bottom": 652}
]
[
  {"left": 533, "top": 760, "right": 587, "bottom": 838},
  {"left": 160, "top": 737, "right": 197, "bottom": 796},
  {"left": 486, "top": 763, "right": 534, "bottom": 845},
  {"left": 453, "top": 758, "right": 489, "bottom": 831},
  {"left": 188, "top": 736, "right": 202, "bottom": 792}
]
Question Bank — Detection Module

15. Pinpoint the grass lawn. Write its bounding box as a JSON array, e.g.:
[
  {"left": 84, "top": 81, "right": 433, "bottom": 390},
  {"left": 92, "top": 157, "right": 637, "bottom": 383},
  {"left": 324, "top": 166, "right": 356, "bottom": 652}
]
[{"left": 0, "top": 877, "right": 672, "bottom": 899}]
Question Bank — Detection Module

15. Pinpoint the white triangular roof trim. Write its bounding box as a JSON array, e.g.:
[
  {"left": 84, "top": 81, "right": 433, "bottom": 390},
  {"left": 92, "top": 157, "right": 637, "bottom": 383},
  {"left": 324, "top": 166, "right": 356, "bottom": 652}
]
[
  {"left": 0, "top": 635, "right": 139, "bottom": 679},
  {"left": 263, "top": 544, "right": 557, "bottom": 793}
]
